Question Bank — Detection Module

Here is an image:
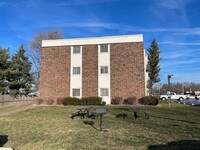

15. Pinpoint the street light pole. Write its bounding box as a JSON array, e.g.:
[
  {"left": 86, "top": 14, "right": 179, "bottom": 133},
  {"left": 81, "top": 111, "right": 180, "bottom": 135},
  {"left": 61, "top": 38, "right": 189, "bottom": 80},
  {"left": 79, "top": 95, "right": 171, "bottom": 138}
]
[
  {"left": 168, "top": 74, "right": 173, "bottom": 92},
  {"left": 167, "top": 74, "right": 173, "bottom": 108}
]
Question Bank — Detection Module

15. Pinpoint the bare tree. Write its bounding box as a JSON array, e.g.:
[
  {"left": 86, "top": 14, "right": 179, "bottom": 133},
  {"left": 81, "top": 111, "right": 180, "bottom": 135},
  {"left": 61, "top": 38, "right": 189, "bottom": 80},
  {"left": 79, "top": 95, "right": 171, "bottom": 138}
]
[
  {"left": 153, "top": 82, "right": 200, "bottom": 95},
  {"left": 28, "top": 28, "right": 63, "bottom": 89}
]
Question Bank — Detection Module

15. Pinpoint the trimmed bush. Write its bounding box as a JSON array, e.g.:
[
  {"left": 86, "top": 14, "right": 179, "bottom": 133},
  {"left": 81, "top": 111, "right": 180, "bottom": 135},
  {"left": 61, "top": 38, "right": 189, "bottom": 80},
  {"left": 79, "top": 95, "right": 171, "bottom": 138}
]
[
  {"left": 63, "top": 97, "right": 102, "bottom": 105},
  {"left": 138, "top": 96, "right": 159, "bottom": 106},
  {"left": 123, "top": 96, "right": 137, "bottom": 105},
  {"left": 101, "top": 101, "right": 106, "bottom": 105},
  {"left": 63, "top": 97, "right": 80, "bottom": 105},
  {"left": 111, "top": 97, "right": 123, "bottom": 105},
  {"left": 81, "top": 97, "right": 102, "bottom": 105}
]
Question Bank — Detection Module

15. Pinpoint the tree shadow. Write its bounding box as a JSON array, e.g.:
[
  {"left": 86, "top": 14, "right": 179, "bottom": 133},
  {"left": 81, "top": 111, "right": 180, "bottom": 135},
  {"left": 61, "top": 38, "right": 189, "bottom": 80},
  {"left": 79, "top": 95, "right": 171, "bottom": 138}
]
[
  {"left": 150, "top": 115, "right": 200, "bottom": 125},
  {"left": 0, "top": 135, "right": 8, "bottom": 147},
  {"left": 148, "top": 140, "right": 200, "bottom": 150}
]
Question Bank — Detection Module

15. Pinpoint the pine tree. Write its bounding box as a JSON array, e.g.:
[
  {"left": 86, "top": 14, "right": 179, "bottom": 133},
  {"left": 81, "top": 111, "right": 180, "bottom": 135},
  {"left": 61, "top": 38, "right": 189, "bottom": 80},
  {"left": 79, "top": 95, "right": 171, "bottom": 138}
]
[
  {"left": 147, "top": 39, "right": 161, "bottom": 95},
  {"left": 0, "top": 47, "right": 10, "bottom": 94},
  {"left": 8, "top": 45, "right": 33, "bottom": 96}
]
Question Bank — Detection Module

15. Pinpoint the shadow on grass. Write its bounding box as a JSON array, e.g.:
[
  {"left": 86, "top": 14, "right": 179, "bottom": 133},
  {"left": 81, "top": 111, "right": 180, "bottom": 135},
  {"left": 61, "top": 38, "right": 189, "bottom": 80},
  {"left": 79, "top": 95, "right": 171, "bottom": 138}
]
[
  {"left": 83, "top": 120, "right": 99, "bottom": 131},
  {"left": 150, "top": 115, "right": 200, "bottom": 125},
  {"left": 148, "top": 140, "right": 200, "bottom": 150},
  {"left": 0, "top": 135, "right": 8, "bottom": 147}
]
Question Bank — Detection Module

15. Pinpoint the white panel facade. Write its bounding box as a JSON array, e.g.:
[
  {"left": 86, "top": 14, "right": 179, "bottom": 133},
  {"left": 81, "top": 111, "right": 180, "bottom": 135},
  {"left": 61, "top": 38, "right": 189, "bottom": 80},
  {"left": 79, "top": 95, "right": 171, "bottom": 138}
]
[
  {"left": 42, "top": 34, "right": 143, "bottom": 47},
  {"left": 98, "top": 45, "right": 111, "bottom": 104},
  {"left": 70, "top": 46, "right": 82, "bottom": 98}
]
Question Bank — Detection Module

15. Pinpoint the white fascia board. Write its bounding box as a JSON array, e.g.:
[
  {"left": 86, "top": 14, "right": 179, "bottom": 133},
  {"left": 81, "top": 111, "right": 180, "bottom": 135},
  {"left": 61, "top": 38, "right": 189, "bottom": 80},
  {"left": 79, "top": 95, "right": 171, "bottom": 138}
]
[{"left": 42, "top": 34, "right": 143, "bottom": 47}]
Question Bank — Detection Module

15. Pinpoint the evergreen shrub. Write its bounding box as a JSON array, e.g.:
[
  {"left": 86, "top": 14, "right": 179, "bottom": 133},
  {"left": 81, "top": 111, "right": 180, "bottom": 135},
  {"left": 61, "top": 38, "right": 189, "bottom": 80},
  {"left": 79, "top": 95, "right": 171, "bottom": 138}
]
[{"left": 63, "top": 97, "right": 102, "bottom": 105}]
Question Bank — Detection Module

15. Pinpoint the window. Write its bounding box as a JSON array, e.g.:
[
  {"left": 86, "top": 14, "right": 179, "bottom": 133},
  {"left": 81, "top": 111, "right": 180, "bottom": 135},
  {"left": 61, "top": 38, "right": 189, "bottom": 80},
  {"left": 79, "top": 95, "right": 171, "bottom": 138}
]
[
  {"left": 100, "top": 88, "right": 109, "bottom": 96},
  {"left": 73, "top": 89, "right": 80, "bottom": 97},
  {"left": 73, "top": 46, "right": 81, "bottom": 54},
  {"left": 100, "top": 44, "right": 108, "bottom": 53},
  {"left": 73, "top": 67, "right": 81, "bottom": 75},
  {"left": 100, "top": 66, "right": 108, "bottom": 74}
]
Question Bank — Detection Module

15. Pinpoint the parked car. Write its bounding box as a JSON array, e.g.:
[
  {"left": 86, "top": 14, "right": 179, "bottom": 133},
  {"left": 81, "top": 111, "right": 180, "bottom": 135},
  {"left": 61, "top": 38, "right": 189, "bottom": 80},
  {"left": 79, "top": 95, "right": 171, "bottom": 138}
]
[
  {"left": 28, "top": 92, "right": 38, "bottom": 97},
  {"left": 185, "top": 94, "right": 196, "bottom": 99},
  {"left": 160, "top": 92, "right": 187, "bottom": 101},
  {"left": 195, "top": 95, "right": 200, "bottom": 100}
]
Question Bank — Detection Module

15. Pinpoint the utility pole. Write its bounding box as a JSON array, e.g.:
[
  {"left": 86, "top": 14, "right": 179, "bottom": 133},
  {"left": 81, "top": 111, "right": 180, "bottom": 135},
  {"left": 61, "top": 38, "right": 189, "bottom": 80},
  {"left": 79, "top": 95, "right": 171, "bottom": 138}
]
[
  {"left": 168, "top": 74, "right": 173, "bottom": 109},
  {"left": 181, "top": 74, "right": 184, "bottom": 94},
  {"left": 168, "top": 74, "right": 173, "bottom": 92}
]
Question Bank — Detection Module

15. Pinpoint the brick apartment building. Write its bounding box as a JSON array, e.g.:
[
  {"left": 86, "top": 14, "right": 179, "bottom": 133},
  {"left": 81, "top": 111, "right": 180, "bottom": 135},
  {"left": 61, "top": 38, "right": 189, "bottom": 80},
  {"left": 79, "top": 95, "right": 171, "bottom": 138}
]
[{"left": 40, "top": 34, "right": 147, "bottom": 104}]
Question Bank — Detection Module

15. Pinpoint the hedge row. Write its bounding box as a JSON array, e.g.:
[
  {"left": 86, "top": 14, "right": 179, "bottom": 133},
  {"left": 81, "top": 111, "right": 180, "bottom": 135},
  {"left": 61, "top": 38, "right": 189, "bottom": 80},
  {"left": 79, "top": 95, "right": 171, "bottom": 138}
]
[
  {"left": 111, "top": 96, "right": 137, "bottom": 105},
  {"left": 63, "top": 97, "right": 104, "bottom": 105},
  {"left": 111, "top": 96, "right": 159, "bottom": 106}
]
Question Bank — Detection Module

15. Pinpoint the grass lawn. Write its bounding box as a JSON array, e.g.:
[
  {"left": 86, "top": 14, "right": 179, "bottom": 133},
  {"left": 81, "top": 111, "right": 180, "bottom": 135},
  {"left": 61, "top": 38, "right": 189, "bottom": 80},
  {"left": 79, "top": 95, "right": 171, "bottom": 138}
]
[
  {"left": 0, "top": 102, "right": 199, "bottom": 150},
  {"left": 0, "top": 106, "right": 16, "bottom": 113}
]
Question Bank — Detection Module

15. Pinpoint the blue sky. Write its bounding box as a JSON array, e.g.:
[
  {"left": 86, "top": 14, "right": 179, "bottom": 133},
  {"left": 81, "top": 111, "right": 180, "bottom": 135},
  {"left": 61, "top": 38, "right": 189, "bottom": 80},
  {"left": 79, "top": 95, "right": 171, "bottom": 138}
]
[{"left": 0, "top": 0, "right": 200, "bottom": 84}]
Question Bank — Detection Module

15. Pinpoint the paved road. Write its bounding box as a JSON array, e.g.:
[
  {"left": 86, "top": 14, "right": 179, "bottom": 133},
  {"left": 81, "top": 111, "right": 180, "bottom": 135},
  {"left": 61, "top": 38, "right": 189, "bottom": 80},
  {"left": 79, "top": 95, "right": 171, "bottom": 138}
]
[{"left": 182, "top": 99, "right": 200, "bottom": 106}]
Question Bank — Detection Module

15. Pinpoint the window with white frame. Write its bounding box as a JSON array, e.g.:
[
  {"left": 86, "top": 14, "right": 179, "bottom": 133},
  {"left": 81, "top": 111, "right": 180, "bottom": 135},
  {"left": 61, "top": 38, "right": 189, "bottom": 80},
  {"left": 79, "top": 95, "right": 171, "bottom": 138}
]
[
  {"left": 100, "top": 66, "right": 108, "bottom": 74},
  {"left": 73, "top": 67, "right": 81, "bottom": 75},
  {"left": 73, "top": 46, "right": 81, "bottom": 54},
  {"left": 100, "top": 88, "right": 109, "bottom": 96},
  {"left": 100, "top": 44, "right": 108, "bottom": 53},
  {"left": 72, "top": 89, "right": 80, "bottom": 97}
]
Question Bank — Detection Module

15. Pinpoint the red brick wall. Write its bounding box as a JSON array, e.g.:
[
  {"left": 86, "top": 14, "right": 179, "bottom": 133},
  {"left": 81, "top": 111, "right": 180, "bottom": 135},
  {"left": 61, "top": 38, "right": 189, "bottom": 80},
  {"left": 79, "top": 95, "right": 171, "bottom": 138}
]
[
  {"left": 82, "top": 45, "right": 98, "bottom": 97},
  {"left": 39, "top": 46, "right": 70, "bottom": 100},
  {"left": 110, "top": 42, "right": 145, "bottom": 100},
  {"left": 39, "top": 42, "right": 145, "bottom": 101}
]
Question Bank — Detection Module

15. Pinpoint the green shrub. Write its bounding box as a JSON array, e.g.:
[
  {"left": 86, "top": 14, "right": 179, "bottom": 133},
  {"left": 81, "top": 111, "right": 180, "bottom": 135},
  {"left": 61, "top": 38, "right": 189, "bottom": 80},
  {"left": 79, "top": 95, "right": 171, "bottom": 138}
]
[
  {"left": 63, "top": 97, "right": 102, "bottom": 105},
  {"left": 82, "top": 97, "right": 102, "bottom": 105},
  {"left": 63, "top": 97, "right": 80, "bottom": 105},
  {"left": 101, "top": 101, "right": 106, "bottom": 105},
  {"left": 138, "top": 96, "right": 159, "bottom": 106}
]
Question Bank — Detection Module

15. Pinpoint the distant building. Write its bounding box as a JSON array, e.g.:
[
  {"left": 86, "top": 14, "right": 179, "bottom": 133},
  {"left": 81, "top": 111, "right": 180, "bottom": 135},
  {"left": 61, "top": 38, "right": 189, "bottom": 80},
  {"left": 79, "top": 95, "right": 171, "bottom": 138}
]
[{"left": 39, "top": 34, "right": 147, "bottom": 104}]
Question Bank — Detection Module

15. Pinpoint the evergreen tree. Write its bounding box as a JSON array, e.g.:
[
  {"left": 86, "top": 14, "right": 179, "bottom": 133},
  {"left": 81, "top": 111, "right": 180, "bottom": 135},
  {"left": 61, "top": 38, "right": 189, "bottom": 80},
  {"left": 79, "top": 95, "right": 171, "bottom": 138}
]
[
  {"left": 147, "top": 39, "right": 161, "bottom": 95},
  {"left": 0, "top": 47, "right": 10, "bottom": 94},
  {"left": 8, "top": 45, "right": 33, "bottom": 96}
]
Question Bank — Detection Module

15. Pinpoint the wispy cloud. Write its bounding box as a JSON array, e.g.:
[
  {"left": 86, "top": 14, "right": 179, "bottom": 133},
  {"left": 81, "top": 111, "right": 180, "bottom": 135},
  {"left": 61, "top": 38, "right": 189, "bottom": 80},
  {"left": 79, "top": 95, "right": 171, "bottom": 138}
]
[
  {"left": 154, "top": 0, "right": 197, "bottom": 10},
  {"left": 159, "top": 41, "right": 200, "bottom": 46},
  {"left": 22, "top": 0, "right": 41, "bottom": 7},
  {"left": 56, "top": 0, "right": 119, "bottom": 6},
  {"left": 161, "top": 49, "right": 200, "bottom": 59},
  {"left": 0, "top": 1, "right": 6, "bottom": 5},
  {"left": 129, "top": 27, "right": 200, "bottom": 35},
  {"left": 161, "top": 58, "right": 200, "bottom": 67},
  {"left": 36, "top": 22, "right": 119, "bottom": 29}
]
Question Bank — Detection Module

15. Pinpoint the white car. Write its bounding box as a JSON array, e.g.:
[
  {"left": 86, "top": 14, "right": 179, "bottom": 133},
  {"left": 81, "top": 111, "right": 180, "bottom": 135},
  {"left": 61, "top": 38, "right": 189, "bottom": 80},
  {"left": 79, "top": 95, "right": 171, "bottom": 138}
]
[
  {"left": 160, "top": 92, "right": 187, "bottom": 101},
  {"left": 185, "top": 94, "right": 196, "bottom": 99},
  {"left": 195, "top": 95, "right": 200, "bottom": 99},
  {"left": 28, "top": 92, "right": 39, "bottom": 97}
]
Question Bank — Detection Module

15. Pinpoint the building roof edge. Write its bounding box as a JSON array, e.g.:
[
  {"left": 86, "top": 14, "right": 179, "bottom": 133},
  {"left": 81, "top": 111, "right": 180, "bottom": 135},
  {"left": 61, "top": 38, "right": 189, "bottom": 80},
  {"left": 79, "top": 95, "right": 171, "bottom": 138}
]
[{"left": 42, "top": 34, "right": 143, "bottom": 47}]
